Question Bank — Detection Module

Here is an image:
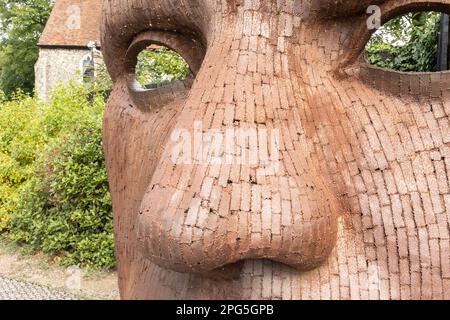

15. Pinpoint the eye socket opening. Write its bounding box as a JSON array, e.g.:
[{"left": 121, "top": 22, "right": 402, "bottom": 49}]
[
  {"left": 124, "top": 31, "right": 206, "bottom": 110},
  {"left": 338, "top": 4, "right": 450, "bottom": 74},
  {"left": 364, "top": 11, "right": 443, "bottom": 73},
  {"left": 345, "top": 9, "right": 450, "bottom": 97},
  {"left": 133, "top": 45, "right": 191, "bottom": 89}
]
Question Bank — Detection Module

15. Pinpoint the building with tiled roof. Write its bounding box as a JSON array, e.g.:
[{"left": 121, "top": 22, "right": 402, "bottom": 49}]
[{"left": 35, "top": 0, "right": 103, "bottom": 101}]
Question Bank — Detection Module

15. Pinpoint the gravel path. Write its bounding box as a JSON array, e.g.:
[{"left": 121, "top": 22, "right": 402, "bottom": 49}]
[{"left": 0, "top": 276, "right": 78, "bottom": 300}]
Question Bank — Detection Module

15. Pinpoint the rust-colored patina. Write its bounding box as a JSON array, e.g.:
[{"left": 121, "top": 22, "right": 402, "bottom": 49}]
[{"left": 101, "top": 0, "right": 450, "bottom": 299}]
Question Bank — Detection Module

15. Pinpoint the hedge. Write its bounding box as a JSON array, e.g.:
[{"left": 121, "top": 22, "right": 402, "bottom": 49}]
[{"left": 0, "top": 83, "right": 115, "bottom": 269}]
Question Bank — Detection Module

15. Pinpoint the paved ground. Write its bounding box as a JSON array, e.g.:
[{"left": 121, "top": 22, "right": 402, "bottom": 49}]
[
  {"left": 0, "top": 240, "right": 119, "bottom": 300},
  {"left": 0, "top": 276, "right": 78, "bottom": 300}
]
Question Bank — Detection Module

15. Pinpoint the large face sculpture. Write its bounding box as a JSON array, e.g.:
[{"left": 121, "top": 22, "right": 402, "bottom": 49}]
[{"left": 101, "top": 0, "right": 450, "bottom": 299}]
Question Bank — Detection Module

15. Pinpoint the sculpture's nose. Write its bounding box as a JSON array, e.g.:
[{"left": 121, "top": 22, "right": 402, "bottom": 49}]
[{"left": 136, "top": 95, "right": 340, "bottom": 275}]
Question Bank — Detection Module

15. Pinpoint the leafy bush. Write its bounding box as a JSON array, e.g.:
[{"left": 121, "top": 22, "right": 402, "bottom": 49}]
[
  {"left": 0, "top": 92, "right": 44, "bottom": 230},
  {"left": 366, "top": 12, "right": 440, "bottom": 72},
  {"left": 0, "top": 83, "right": 115, "bottom": 269},
  {"left": 9, "top": 121, "right": 114, "bottom": 269}
]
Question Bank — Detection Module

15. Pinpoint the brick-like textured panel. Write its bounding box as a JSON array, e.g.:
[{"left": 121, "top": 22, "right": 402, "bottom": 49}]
[
  {"left": 39, "top": 0, "right": 102, "bottom": 47},
  {"left": 101, "top": 0, "right": 450, "bottom": 300}
]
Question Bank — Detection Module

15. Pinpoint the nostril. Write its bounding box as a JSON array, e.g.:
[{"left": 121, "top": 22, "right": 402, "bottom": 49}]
[{"left": 205, "top": 261, "right": 245, "bottom": 280}]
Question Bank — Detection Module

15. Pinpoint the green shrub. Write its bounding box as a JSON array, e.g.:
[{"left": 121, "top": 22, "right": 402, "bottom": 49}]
[
  {"left": 9, "top": 122, "right": 114, "bottom": 269},
  {"left": 1, "top": 82, "right": 115, "bottom": 269},
  {"left": 0, "top": 92, "right": 44, "bottom": 230}
]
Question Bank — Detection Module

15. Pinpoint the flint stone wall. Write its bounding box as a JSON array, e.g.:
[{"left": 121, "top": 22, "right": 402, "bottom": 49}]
[{"left": 34, "top": 47, "right": 88, "bottom": 102}]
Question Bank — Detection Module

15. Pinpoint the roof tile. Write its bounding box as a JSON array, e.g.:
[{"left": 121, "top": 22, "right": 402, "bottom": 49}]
[{"left": 38, "top": 0, "right": 102, "bottom": 47}]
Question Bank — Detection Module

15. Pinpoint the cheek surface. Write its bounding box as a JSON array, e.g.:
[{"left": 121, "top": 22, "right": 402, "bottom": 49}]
[{"left": 103, "top": 81, "right": 186, "bottom": 287}]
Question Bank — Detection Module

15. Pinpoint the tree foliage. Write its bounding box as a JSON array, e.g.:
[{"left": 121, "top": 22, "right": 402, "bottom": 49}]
[
  {"left": 366, "top": 12, "right": 441, "bottom": 72},
  {"left": 136, "top": 47, "right": 190, "bottom": 87},
  {"left": 0, "top": 0, "right": 54, "bottom": 96}
]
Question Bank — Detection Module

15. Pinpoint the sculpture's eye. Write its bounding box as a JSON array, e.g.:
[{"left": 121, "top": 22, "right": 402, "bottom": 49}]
[
  {"left": 134, "top": 46, "right": 190, "bottom": 89},
  {"left": 124, "top": 31, "right": 206, "bottom": 111},
  {"left": 350, "top": 10, "right": 450, "bottom": 96},
  {"left": 365, "top": 11, "right": 441, "bottom": 73}
]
